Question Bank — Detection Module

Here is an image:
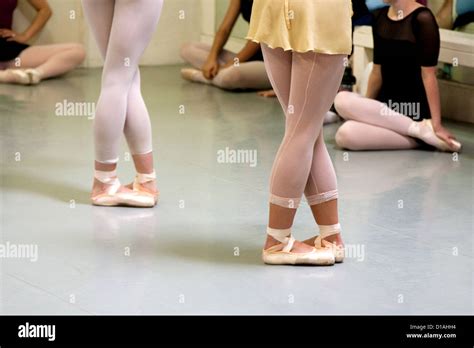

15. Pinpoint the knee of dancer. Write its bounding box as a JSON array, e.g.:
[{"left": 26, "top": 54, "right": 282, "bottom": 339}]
[
  {"left": 214, "top": 67, "right": 241, "bottom": 90},
  {"left": 335, "top": 121, "right": 360, "bottom": 150},
  {"left": 333, "top": 91, "right": 354, "bottom": 117}
]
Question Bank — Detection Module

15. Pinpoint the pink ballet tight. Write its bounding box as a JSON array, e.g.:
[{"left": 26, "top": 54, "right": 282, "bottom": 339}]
[
  {"left": 261, "top": 44, "right": 345, "bottom": 210},
  {"left": 334, "top": 91, "right": 420, "bottom": 150},
  {"left": 180, "top": 42, "right": 271, "bottom": 90},
  {"left": 82, "top": 0, "right": 163, "bottom": 164}
]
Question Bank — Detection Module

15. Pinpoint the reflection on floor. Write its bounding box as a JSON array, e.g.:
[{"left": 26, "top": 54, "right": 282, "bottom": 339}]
[{"left": 0, "top": 66, "right": 472, "bottom": 314}]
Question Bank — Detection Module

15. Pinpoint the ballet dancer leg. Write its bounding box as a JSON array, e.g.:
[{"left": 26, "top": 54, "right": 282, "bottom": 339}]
[
  {"left": 261, "top": 44, "right": 345, "bottom": 265},
  {"left": 334, "top": 91, "right": 461, "bottom": 151},
  {"left": 124, "top": 69, "right": 159, "bottom": 202},
  {"left": 84, "top": 0, "right": 157, "bottom": 199},
  {"left": 261, "top": 47, "right": 341, "bottom": 240},
  {"left": 83, "top": 0, "right": 162, "bottom": 205},
  {"left": 210, "top": 62, "right": 271, "bottom": 90},
  {"left": 82, "top": 0, "right": 154, "bottom": 168},
  {"left": 336, "top": 121, "right": 419, "bottom": 150},
  {"left": 260, "top": 45, "right": 313, "bottom": 258},
  {"left": 302, "top": 129, "right": 345, "bottom": 262}
]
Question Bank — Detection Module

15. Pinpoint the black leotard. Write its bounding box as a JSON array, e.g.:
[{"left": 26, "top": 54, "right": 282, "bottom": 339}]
[{"left": 373, "top": 7, "right": 440, "bottom": 120}]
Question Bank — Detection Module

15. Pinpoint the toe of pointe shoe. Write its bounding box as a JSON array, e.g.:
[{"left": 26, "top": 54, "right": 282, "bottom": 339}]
[
  {"left": 91, "top": 194, "right": 119, "bottom": 207},
  {"left": 181, "top": 68, "right": 198, "bottom": 80},
  {"left": 319, "top": 239, "right": 344, "bottom": 263},
  {"left": 335, "top": 250, "right": 345, "bottom": 263},
  {"left": 313, "top": 247, "right": 336, "bottom": 265},
  {"left": 131, "top": 183, "right": 159, "bottom": 206},
  {"left": 116, "top": 192, "right": 155, "bottom": 208},
  {"left": 8, "top": 70, "right": 30, "bottom": 85}
]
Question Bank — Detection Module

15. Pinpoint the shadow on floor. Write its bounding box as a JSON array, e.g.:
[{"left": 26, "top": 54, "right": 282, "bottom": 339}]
[{"left": 1, "top": 172, "right": 89, "bottom": 204}]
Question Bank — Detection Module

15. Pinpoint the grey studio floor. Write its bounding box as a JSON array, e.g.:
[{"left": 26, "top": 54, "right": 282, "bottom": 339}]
[{"left": 0, "top": 66, "right": 473, "bottom": 315}]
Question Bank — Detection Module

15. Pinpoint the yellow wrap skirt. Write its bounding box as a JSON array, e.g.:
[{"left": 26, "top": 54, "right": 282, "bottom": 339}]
[{"left": 247, "top": 0, "right": 353, "bottom": 54}]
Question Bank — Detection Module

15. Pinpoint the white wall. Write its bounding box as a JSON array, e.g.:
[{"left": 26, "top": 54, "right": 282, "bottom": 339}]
[{"left": 13, "top": 0, "right": 203, "bottom": 67}]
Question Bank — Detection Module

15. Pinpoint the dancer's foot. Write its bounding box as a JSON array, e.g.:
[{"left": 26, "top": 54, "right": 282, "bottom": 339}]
[
  {"left": 91, "top": 170, "right": 155, "bottom": 207},
  {"left": 408, "top": 119, "right": 462, "bottom": 152},
  {"left": 181, "top": 68, "right": 211, "bottom": 84},
  {"left": 0, "top": 69, "right": 30, "bottom": 85},
  {"left": 303, "top": 224, "right": 345, "bottom": 263},
  {"left": 25, "top": 69, "right": 41, "bottom": 85},
  {"left": 126, "top": 171, "right": 159, "bottom": 206},
  {"left": 263, "top": 228, "right": 335, "bottom": 265}
]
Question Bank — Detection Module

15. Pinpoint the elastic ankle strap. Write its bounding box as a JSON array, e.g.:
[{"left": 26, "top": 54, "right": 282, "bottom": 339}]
[
  {"left": 319, "top": 223, "right": 341, "bottom": 238},
  {"left": 267, "top": 227, "right": 295, "bottom": 252},
  {"left": 136, "top": 170, "right": 156, "bottom": 184},
  {"left": 95, "top": 170, "right": 119, "bottom": 185}
]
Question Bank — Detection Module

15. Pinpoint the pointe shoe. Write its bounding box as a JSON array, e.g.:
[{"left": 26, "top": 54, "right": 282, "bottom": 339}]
[
  {"left": 25, "top": 69, "right": 41, "bottom": 85},
  {"left": 180, "top": 68, "right": 210, "bottom": 84},
  {"left": 91, "top": 170, "right": 155, "bottom": 208},
  {"left": 3, "top": 69, "right": 30, "bottom": 85},
  {"left": 305, "top": 224, "right": 345, "bottom": 263},
  {"left": 408, "top": 119, "right": 462, "bottom": 152},
  {"left": 262, "top": 228, "right": 335, "bottom": 266},
  {"left": 131, "top": 170, "right": 159, "bottom": 206}
]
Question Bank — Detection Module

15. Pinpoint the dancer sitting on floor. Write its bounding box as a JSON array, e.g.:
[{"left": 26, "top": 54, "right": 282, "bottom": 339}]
[
  {"left": 180, "top": 0, "right": 271, "bottom": 92},
  {"left": 0, "top": 0, "right": 85, "bottom": 85},
  {"left": 334, "top": 0, "right": 461, "bottom": 152}
]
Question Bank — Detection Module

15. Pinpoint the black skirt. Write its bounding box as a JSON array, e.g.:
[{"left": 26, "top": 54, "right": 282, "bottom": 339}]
[{"left": 0, "top": 38, "right": 29, "bottom": 62}]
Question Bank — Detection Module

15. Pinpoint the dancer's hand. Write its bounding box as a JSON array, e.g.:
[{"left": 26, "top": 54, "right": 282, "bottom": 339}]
[
  {"left": 433, "top": 123, "right": 457, "bottom": 146},
  {"left": 202, "top": 58, "right": 219, "bottom": 80},
  {"left": 0, "top": 29, "right": 29, "bottom": 43}
]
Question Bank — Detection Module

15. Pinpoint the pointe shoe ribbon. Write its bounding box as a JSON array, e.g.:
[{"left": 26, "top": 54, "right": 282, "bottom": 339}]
[{"left": 265, "top": 228, "right": 296, "bottom": 253}]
